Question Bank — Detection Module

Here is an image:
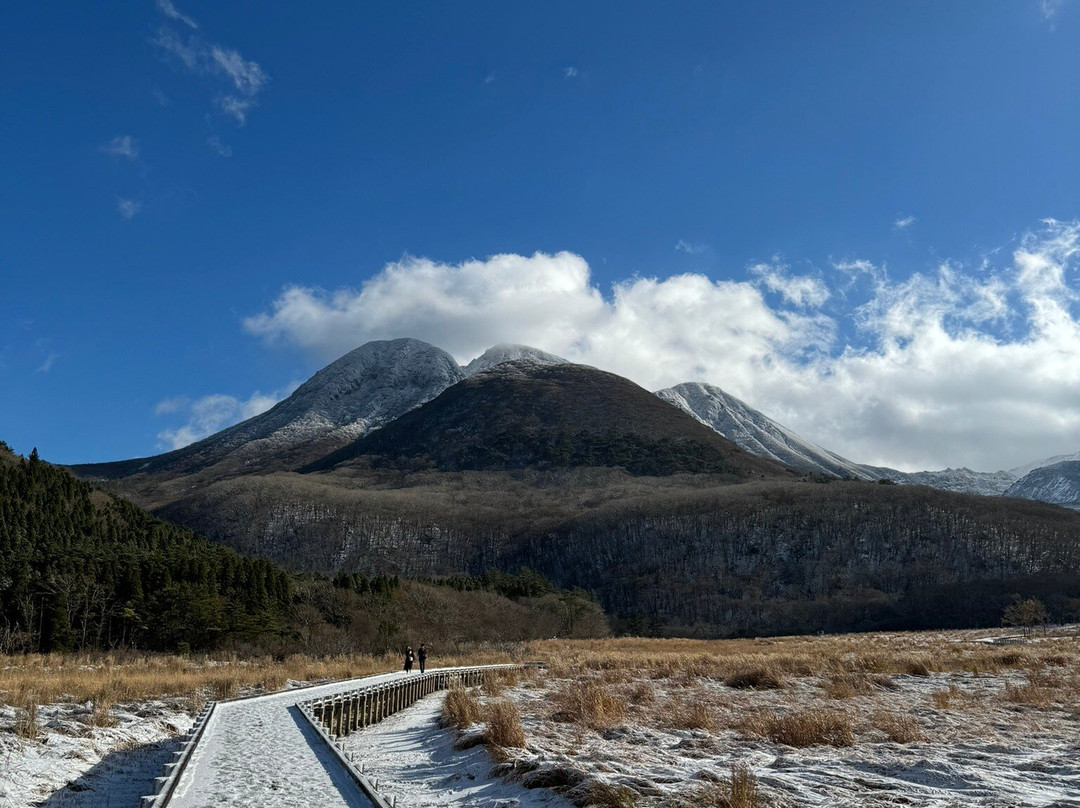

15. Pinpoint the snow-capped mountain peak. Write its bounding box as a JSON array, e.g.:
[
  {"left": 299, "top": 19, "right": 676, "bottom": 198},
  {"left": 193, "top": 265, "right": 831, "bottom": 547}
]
[
  {"left": 655, "top": 382, "right": 876, "bottom": 479},
  {"left": 463, "top": 344, "right": 567, "bottom": 376}
]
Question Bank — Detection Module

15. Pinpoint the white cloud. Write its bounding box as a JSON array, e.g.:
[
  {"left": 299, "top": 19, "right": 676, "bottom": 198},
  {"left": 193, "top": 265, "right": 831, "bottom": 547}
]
[
  {"left": 217, "top": 95, "right": 255, "bottom": 126},
  {"left": 153, "top": 24, "right": 268, "bottom": 127},
  {"left": 243, "top": 222, "right": 1080, "bottom": 472},
  {"left": 116, "top": 198, "right": 142, "bottom": 220},
  {"left": 564, "top": 67, "right": 579, "bottom": 78},
  {"left": 1041, "top": 0, "right": 1066, "bottom": 21},
  {"left": 155, "top": 383, "right": 299, "bottom": 450},
  {"left": 206, "top": 134, "right": 233, "bottom": 157},
  {"left": 35, "top": 352, "right": 59, "bottom": 374},
  {"left": 210, "top": 47, "right": 268, "bottom": 95},
  {"left": 101, "top": 135, "right": 138, "bottom": 160},
  {"left": 894, "top": 215, "right": 916, "bottom": 230},
  {"left": 156, "top": 0, "right": 198, "bottom": 29},
  {"left": 675, "top": 239, "right": 708, "bottom": 255},
  {"left": 749, "top": 260, "right": 830, "bottom": 307},
  {"left": 484, "top": 73, "right": 496, "bottom": 84}
]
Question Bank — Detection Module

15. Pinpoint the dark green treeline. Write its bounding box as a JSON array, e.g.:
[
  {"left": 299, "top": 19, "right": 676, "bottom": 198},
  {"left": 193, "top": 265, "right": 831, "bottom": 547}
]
[{"left": 0, "top": 445, "right": 290, "bottom": 653}]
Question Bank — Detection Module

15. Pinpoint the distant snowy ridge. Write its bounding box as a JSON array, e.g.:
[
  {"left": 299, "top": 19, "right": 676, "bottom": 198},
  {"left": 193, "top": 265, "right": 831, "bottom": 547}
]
[
  {"left": 656, "top": 381, "right": 1022, "bottom": 497},
  {"left": 1004, "top": 460, "right": 1080, "bottom": 509},
  {"left": 656, "top": 382, "right": 877, "bottom": 480}
]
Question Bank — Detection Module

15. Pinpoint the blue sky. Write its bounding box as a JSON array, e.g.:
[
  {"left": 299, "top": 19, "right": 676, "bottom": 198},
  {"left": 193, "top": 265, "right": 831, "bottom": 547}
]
[{"left": 4, "top": 1, "right": 1080, "bottom": 471}]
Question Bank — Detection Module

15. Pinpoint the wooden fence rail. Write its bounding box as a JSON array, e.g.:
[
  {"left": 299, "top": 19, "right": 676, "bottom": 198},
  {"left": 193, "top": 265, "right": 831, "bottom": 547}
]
[{"left": 301, "top": 664, "right": 540, "bottom": 738}]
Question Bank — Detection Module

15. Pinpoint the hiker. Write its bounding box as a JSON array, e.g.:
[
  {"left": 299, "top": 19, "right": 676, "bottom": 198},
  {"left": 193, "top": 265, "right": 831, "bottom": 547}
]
[
  {"left": 404, "top": 644, "right": 414, "bottom": 673},
  {"left": 418, "top": 642, "right": 428, "bottom": 673}
]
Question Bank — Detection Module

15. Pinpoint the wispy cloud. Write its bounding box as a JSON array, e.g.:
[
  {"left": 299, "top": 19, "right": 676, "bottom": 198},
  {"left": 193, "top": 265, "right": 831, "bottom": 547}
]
[
  {"left": 484, "top": 73, "right": 496, "bottom": 85},
  {"left": 155, "top": 383, "right": 299, "bottom": 450},
  {"left": 35, "top": 352, "right": 59, "bottom": 374},
  {"left": 156, "top": 0, "right": 198, "bottom": 30},
  {"left": 116, "top": 198, "right": 142, "bottom": 220},
  {"left": 153, "top": 11, "right": 269, "bottom": 129},
  {"left": 675, "top": 239, "right": 709, "bottom": 255},
  {"left": 750, "top": 260, "right": 830, "bottom": 307},
  {"left": 244, "top": 220, "right": 1080, "bottom": 472},
  {"left": 1041, "top": 0, "right": 1067, "bottom": 21},
  {"left": 894, "top": 215, "right": 916, "bottom": 230},
  {"left": 101, "top": 135, "right": 139, "bottom": 160},
  {"left": 564, "top": 66, "right": 579, "bottom": 78},
  {"left": 206, "top": 135, "right": 232, "bottom": 157}
]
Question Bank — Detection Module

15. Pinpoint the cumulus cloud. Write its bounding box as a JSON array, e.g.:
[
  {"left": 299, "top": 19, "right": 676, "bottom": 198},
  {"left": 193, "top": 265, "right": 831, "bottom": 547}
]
[
  {"left": 242, "top": 221, "right": 1080, "bottom": 472},
  {"left": 101, "top": 135, "right": 138, "bottom": 160},
  {"left": 155, "top": 383, "right": 299, "bottom": 450}
]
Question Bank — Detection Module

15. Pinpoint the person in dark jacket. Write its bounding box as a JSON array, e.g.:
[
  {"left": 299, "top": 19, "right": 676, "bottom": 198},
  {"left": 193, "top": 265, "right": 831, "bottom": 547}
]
[
  {"left": 404, "top": 645, "right": 414, "bottom": 672},
  {"left": 418, "top": 643, "right": 428, "bottom": 674}
]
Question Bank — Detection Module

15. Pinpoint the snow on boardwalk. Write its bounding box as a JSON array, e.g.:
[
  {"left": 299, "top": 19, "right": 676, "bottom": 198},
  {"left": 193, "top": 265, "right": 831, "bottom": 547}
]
[{"left": 167, "top": 671, "right": 413, "bottom": 808}]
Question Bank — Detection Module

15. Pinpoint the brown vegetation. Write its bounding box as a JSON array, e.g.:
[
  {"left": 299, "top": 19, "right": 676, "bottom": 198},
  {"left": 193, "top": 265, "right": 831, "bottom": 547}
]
[
  {"left": 872, "top": 711, "right": 924, "bottom": 743},
  {"left": 485, "top": 699, "right": 527, "bottom": 748},
  {"left": 552, "top": 679, "right": 628, "bottom": 729},
  {"left": 692, "top": 765, "right": 761, "bottom": 808},
  {"left": 740, "top": 708, "right": 855, "bottom": 747},
  {"left": 441, "top": 685, "right": 484, "bottom": 729}
]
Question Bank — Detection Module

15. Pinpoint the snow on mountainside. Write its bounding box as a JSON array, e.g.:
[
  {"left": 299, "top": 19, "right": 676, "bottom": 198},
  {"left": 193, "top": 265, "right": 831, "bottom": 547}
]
[
  {"left": 234, "top": 337, "right": 465, "bottom": 447},
  {"left": 1009, "top": 451, "right": 1080, "bottom": 480},
  {"left": 655, "top": 382, "right": 877, "bottom": 480},
  {"left": 463, "top": 344, "right": 567, "bottom": 376},
  {"left": 72, "top": 338, "right": 466, "bottom": 477},
  {"left": 1004, "top": 460, "right": 1080, "bottom": 509},
  {"left": 656, "top": 382, "right": 1020, "bottom": 496},
  {"left": 870, "top": 466, "right": 1018, "bottom": 497}
]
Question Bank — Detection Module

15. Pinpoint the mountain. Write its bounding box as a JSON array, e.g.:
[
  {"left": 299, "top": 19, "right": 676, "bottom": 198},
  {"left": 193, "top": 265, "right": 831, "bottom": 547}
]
[
  {"left": 308, "top": 362, "right": 788, "bottom": 477},
  {"left": 1004, "top": 460, "right": 1080, "bottom": 509},
  {"left": 656, "top": 382, "right": 876, "bottom": 480},
  {"left": 73, "top": 338, "right": 464, "bottom": 480},
  {"left": 656, "top": 382, "right": 1021, "bottom": 496},
  {"left": 1009, "top": 451, "right": 1080, "bottom": 480},
  {"left": 463, "top": 344, "right": 567, "bottom": 376},
  {"left": 869, "top": 466, "right": 1018, "bottom": 497}
]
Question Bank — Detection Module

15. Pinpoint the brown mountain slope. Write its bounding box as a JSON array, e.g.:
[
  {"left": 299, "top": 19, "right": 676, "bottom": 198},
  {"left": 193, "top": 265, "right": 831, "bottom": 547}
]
[{"left": 306, "top": 361, "right": 789, "bottom": 478}]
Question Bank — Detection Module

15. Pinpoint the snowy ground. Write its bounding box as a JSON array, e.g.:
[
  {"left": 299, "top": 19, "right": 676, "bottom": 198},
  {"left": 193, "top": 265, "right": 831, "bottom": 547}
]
[
  {"left": 0, "top": 700, "right": 192, "bottom": 808},
  {"left": 482, "top": 637, "right": 1080, "bottom": 807},
  {"left": 341, "top": 694, "right": 572, "bottom": 808}
]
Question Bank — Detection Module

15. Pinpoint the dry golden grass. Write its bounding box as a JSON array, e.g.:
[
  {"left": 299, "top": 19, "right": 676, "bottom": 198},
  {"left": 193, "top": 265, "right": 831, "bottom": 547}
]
[
  {"left": 552, "top": 679, "right": 627, "bottom": 730},
  {"left": 822, "top": 671, "right": 896, "bottom": 699},
  {"left": 486, "top": 699, "right": 527, "bottom": 748},
  {"left": 441, "top": 685, "right": 483, "bottom": 729},
  {"left": 872, "top": 710, "right": 924, "bottom": 743},
  {"left": 13, "top": 700, "right": 39, "bottom": 740},
  {"left": 0, "top": 648, "right": 515, "bottom": 708},
  {"left": 724, "top": 668, "right": 783, "bottom": 690},
  {"left": 740, "top": 707, "right": 854, "bottom": 747},
  {"left": 664, "top": 694, "right": 719, "bottom": 732},
  {"left": 692, "top": 764, "right": 761, "bottom": 808},
  {"left": 930, "top": 684, "right": 964, "bottom": 710},
  {"left": 524, "top": 631, "right": 1079, "bottom": 684},
  {"left": 573, "top": 781, "right": 638, "bottom": 808}
]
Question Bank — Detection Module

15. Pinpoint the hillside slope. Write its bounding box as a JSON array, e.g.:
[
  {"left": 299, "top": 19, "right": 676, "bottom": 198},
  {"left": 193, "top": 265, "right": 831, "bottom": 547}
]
[
  {"left": 72, "top": 338, "right": 464, "bottom": 480},
  {"left": 308, "top": 362, "right": 789, "bottom": 477}
]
